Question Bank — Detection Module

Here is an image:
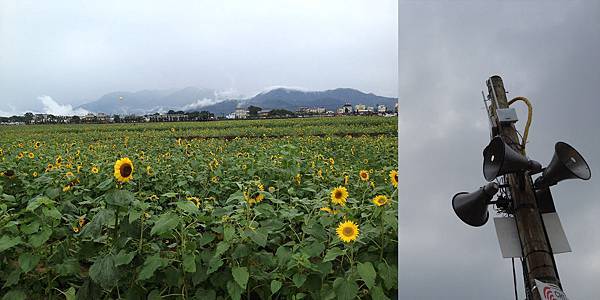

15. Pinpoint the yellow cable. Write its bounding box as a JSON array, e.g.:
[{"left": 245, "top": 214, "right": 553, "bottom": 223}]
[{"left": 508, "top": 96, "right": 532, "bottom": 153}]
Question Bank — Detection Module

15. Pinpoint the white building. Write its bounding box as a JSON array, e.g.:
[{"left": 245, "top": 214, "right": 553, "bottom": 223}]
[
  {"left": 377, "top": 105, "right": 387, "bottom": 113},
  {"left": 234, "top": 108, "right": 248, "bottom": 119}
]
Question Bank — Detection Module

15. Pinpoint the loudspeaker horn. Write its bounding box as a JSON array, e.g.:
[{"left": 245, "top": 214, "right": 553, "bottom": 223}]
[
  {"left": 452, "top": 182, "right": 499, "bottom": 227},
  {"left": 483, "top": 136, "right": 541, "bottom": 181},
  {"left": 534, "top": 142, "right": 591, "bottom": 188}
]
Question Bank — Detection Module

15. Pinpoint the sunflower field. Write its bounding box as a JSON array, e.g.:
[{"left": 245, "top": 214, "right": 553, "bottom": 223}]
[{"left": 0, "top": 116, "right": 398, "bottom": 300}]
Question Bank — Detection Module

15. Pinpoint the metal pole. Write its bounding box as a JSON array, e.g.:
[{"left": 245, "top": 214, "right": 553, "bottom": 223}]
[{"left": 485, "top": 75, "right": 560, "bottom": 300}]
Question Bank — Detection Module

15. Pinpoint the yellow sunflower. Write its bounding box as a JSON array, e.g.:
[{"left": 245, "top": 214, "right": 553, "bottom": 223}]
[
  {"left": 146, "top": 165, "right": 153, "bottom": 176},
  {"left": 114, "top": 157, "right": 134, "bottom": 183},
  {"left": 187, "top": 196, "right": 201, "bottom": 208},
  {"left": 28, "top": 152, "right": 35, "bottom": 159},
  {"left": 372, "top": 195, "right": 389, "bottom": 207},
  {"left": 34, "top": 141, "right": 41, "bottom": 149},
  {"left": 32, "top": 172, "right": 38, "bottom": 177},
  {"left": 17, "top": 152, "right": 24, "bottom": 159},
  {"left": 320, "top": 207, "right": 334, "bottom": 214},
  {"left": 91, "top": 166, "right": 99, "bottom": 174},
  {"left": 336, "top": 220, "right": 359, "bottom": 243},
  {"left": 389, "top": 170, "right": 398, "bottom": 188},
  {"left": 359, "top": 170, "right": 369, "bottom": 181},
  {"left": 330, "top": 186, "right": 349, "bottom": 206},
  {"left": 344, "top": 175, "right": 349, "bottom": 186}
]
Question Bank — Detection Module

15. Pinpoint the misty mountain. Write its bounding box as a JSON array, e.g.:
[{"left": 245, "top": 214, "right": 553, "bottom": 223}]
[
  {"left": 78, "top": 87, "right": 397, "bottom": 115},
  {"left": 78, "top": 87, "right": 218, "bottom": 115},
  {"left": 243, "top": 87, "right": 397, "bottom": 111}
]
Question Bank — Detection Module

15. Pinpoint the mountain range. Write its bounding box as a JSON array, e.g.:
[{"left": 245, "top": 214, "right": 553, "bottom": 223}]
[{"left": 77, "top": 87, "right": 397, "bottom": 115}]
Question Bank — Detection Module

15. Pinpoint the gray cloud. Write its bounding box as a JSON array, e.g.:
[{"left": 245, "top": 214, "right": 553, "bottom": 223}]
[
  {"left": 399, "top": 1, "right": 600, "bottom": 299},
  {"left": 0, "top": 0, "right": 397, "bottom": 114}
]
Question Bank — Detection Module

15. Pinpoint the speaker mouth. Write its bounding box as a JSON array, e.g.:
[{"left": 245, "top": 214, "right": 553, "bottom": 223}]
[
  {"left": 483, "top": 137, "right": 505, "bottom": 181},
  {"left": 555, "top": 142, "right": 591, "bottom": 180}
]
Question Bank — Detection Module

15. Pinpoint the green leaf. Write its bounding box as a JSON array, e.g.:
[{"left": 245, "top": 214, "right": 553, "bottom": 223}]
[
  {"left": 176, "top": 200, "right": 199, "bottom": 214},
  {"left": 114, "top": 250, "right": 136, "bottom": 266},
  {"left": 20, "top": 221, "right": 40, "bottom": 234},
  {"left": 89, "top": 255, "right": 118, "bottom": 289},
  {"left": 42, "top": 206, "right": 62, "bottom": 220},
  {"left": 105, "top": 189, "right": 134, "bottom": 207},
  {"left": 18, "top": 252, "right": 40, "bottom": 273},
  {"left": 0, "top": 236, "right": 22, "bottom": 252},
  {"left": 370, "top": 285, "right": 390, "bottom": 300},
  {"left": 293, "top": 273, "right": 307, "bottom": 288},
  {"left": 206, "top": 257, "right": 223, "bottom": 275},
  {"left": 303, "top": 242, "right": 325, "bottom": 257},
  {"left": 64, "top": 287, "right": 76, "bottom": 300},
  {"left": 198, "top": 233, "right": 215, "bottom": 247},
  {"left": 55, "top": 259, "right": 80, "bottom": 276},
  {"left": 213, "top": 241, "right": 230, "bottom": 258},
  {"left": 96, "top": 178, "right": 113, "bottom": 191},
  {"left": 25, "top": 196, "right": 54, "bottom": 211},
  {"left": 223, "top": 225, "right": 236, "bottom": 241},
  {"left": 227, "top": 280, "right": 243, "bottom": 300},
  {"left": 357, "top": 262, "right": 376, "bottom": 290},
  {"left": 333, "top": 277, "right": 358, "bottom": 300},
  {"left": 161, "top": 192, "right": 178, "bottom": 198},
  {"left": 231, "top": 266, "right": 249, "bottom": 289},
  {"left": 79, "top": 209, "right": 113, "bottom": 238},
  {"left": 150, "top": 212, "right": 180, "bottom": 236},
  {"left": 29, "top": 228, "right": 52, "bottom": 248},
  {"left": 271, "top": 280, "right": 282, "bottom": 295},
  {"left": 323, "top": 247, "right": 345, "bottom": 262},
  {"left": 2, "top": 270, "right": 21, "bottom": 288},
  {"left": 248, "top": 229, "right": 267, "bottom": 247},
  {"left": 182, "top": 253, "right": 196, "bottom": 273},
  {"left": 377, "top": 263, "right": 397, "bottom": 290},
  {"left": 129, "top": 209, "right": 142, "bottom": 224},
  {"left": 2, "top": 290, "right": 26, "bottom": 300},
  {"left": 138, "top": 254, "right": 168, "bottom": 281}
]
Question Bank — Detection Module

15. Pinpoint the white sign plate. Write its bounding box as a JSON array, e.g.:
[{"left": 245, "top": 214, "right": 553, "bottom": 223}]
[
  {"left": 493, "top": 213, "right": 571, "bottom": 258},
  {"left": 535, "top": 279, "right": 569, "bottom": 300}
]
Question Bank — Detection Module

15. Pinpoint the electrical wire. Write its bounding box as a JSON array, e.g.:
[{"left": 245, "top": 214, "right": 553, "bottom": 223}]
[{"left": 508, "top": 96, "right": 533, "bottom": 153}]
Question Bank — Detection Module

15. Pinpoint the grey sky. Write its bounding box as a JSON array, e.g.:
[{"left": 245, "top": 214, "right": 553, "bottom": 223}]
[
  {"left": 0, "top": 0, "right": 397, "bottom": 116},
  {"left": 399, "top": 1, "right": 600, "bottom": 299}
]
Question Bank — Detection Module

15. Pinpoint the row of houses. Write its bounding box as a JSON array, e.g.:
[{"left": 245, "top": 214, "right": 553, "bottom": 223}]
[{"left": 229, "top": 102, "right": 398, "bottom": 119}]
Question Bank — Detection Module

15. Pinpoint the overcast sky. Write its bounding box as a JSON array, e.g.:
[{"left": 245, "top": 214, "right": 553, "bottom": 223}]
[
  {"left": 399, "top": 1, "right": 600, "bottom": 299},
  {"left": 0, "top": 0, "right": 397, "bottom": 116}
]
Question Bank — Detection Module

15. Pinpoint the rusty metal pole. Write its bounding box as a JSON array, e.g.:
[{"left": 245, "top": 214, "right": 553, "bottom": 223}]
[{"left": 485, "top": 75, "right": 560, "bottom": 299}]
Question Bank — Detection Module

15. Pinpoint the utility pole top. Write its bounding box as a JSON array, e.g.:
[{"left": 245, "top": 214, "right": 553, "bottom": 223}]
[{"left": 485, "top": 76, "right": 560, "bottom": 300}]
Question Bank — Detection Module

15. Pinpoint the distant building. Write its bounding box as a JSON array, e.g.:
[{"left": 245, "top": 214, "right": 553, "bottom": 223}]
[
  {"left": 82, "top": 113, "right": 96, "bottom": 123},
  {"left": 337, "top": 103, "right": 354, "bottom": 114},
  {"left": 97, "top": 113, "right": 110, "bottom": 123},
  {"left": 234, "top": 107, "right": 248, "bottom": 119},
  {"left": 377, "top": 105, "right": 387, "bottom": 113}
]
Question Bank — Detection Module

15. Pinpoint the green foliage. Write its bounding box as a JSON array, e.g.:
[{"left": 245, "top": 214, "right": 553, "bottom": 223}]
[{"left": 0, "top": 117, "right": 398, "bottom": 298}]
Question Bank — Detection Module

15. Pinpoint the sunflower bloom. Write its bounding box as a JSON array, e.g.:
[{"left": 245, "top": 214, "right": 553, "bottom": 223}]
[
  {"left": 114, "top": 157, "right": 134, "bottom": 183},
  {"left": 17, "top": 152, "right": 24, "bottom": 159},
  {"left": 359, "top": 170, "right": 369, "bottom": 181},
  {"left": 146, "top": 165, "right": 153, "bottom": 176},
  {"left": 389, "top": 170, "right": 398, "bottom": 188},
  {"left": 320, "top": 207, "right": 334, "bottom": 214},
  {"left": 91, "top": 166, "right": 99, "bottom": 174},
  {"left": 336, "top": 221, "right": 359, "bottom": 243},
  {"left": 330, "top": 186, "right": 349, "bottom": 206},
  {"left": 28, "top": 152, "right": 35, "bottom": 159},
  {"left": 344, "top": 175, "right": 349, "bottom": 186},
  {"left": 372, "top": 195, "right": 389, "bottom": 207}
]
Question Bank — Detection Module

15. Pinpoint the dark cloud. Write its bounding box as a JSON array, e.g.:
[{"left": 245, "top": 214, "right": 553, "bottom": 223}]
[{"left": 399, "top": 1, "right": 600, "bottom": 299}]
